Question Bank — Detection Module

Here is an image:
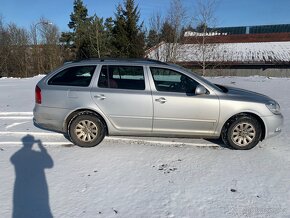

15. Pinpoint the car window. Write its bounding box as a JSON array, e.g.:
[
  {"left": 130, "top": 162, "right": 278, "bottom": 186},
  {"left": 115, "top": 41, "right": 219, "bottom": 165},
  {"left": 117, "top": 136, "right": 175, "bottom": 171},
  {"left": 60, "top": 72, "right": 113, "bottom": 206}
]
[
  {"left": 98, "top": 65, "right": 145, "bottom": 90},
  {"left": 48, "top": 66, "right": 96, "bottom": 87},
  {"left": 172, "top": 64, "right": 223, "bottom": 92},
  {"left": 150, "top": 67, "right": 199, "bottom": 93}
]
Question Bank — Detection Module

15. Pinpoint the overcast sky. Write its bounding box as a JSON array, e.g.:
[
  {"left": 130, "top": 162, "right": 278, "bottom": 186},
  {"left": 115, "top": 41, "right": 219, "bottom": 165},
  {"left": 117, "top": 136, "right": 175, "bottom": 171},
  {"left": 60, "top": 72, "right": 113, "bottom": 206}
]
[{"left": 1, "top": 0, "right": 290, "bottom": 31}]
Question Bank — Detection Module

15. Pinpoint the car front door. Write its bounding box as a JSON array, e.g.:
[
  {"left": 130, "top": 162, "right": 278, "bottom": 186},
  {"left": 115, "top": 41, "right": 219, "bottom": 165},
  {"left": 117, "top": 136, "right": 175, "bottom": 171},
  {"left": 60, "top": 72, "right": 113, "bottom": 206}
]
[
  {"left": 149, "top": 67, "right": 219, "bottom": 136},
  {"left": 91, "top": 65, "right": 153, "bottom": 132}
]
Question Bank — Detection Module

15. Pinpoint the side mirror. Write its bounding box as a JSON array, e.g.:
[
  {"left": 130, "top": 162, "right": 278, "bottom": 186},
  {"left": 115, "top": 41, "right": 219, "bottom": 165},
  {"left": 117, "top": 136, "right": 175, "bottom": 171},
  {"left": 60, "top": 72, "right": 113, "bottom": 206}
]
[{"left": 195, "top": 85, "right": 208, "bottom": 95}]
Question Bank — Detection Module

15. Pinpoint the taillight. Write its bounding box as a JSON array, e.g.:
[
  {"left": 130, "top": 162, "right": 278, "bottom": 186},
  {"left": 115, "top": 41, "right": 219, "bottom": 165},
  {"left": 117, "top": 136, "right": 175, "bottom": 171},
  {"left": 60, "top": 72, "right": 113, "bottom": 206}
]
[{"left": 35, "top": 85, "right": 42, "bottom": 104}]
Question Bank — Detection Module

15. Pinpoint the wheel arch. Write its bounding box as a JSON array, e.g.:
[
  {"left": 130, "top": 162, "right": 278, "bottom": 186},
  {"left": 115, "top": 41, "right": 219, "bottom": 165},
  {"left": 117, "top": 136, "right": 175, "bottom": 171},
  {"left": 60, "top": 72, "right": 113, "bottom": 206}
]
[
  {"left": 64, "top": 109, "right": 109, "bottom": 135},
  {"left": 221, "top": 112, "right": 266, "bottom": 141}
]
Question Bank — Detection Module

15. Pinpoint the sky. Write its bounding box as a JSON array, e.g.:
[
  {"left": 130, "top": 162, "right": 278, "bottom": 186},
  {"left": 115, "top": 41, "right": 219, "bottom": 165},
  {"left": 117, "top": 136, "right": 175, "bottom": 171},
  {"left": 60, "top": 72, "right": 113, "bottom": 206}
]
[{"left": 1, "top": 0, "right": 290, "bottom": 32}]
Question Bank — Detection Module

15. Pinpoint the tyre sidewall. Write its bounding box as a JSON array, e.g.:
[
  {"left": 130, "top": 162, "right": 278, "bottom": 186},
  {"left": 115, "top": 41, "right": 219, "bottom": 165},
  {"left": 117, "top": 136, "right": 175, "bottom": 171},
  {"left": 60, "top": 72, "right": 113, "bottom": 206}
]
[
  {"left": 69, "top": 114, "right": 105, "bottom": 147},
  {"left": 226, "top": 116, "right": 262, "bottom": 150}
]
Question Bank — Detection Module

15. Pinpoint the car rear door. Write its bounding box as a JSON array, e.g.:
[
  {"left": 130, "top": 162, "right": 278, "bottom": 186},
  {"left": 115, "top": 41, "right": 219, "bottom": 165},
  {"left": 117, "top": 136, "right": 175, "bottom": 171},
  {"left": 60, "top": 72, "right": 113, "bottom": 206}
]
[
  {"left": 90, "top": 64, "right": 153, "bottom": 132},
  {"left": 148, "top": 67, "right": 219, "bottom": 136}
]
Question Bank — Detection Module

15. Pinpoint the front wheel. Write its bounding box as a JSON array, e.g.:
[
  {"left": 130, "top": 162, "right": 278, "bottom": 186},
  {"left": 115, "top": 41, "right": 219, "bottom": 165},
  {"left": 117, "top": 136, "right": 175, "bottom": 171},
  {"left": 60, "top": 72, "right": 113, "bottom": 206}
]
[
  {"left": 68, "top": 112, "right": 106, "bottom": 147},
  {"left": 222, "top": 116, "right": 262, "bottom": 150}
]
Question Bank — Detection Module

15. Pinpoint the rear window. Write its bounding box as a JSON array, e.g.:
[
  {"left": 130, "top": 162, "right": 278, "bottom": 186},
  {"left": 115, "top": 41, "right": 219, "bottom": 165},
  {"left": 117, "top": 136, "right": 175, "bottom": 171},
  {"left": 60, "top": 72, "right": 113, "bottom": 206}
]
[
  {"left": 48, "top": 66, "right": 96, "bottom": 87},
  {"left": 98, "top": 65, "right": 145, "bottom": 90}
]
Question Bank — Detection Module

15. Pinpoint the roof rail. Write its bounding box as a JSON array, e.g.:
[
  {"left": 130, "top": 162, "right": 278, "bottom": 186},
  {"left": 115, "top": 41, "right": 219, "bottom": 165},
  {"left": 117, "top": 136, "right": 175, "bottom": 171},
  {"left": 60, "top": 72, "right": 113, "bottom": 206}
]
[{"left": 73, "top": 58, "right": 168, "bottom": 65}]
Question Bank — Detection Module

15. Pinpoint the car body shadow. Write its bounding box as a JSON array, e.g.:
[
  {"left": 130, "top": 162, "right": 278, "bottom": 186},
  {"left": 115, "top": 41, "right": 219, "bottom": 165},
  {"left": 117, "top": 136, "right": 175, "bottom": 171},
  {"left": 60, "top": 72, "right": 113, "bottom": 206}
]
[{"left": 10, "top": 134, "right": 54, "bottom": 218}]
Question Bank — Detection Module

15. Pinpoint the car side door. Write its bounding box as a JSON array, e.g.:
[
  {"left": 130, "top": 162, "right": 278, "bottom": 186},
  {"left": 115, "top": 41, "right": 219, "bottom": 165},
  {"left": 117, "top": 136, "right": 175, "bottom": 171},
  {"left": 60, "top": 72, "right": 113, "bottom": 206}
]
[
  {"left": 90, "top": 64, "right": 153, "bottom": 132},
  {"left": 148, "top": 67, "right": 220, "bottom": 136}
]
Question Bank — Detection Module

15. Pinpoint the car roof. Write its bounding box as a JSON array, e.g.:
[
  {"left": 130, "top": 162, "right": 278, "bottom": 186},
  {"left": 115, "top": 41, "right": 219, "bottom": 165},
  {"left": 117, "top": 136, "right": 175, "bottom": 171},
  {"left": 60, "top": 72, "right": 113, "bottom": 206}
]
[{"left": 67, "top": 58, "right": 169, "bottom": 66}]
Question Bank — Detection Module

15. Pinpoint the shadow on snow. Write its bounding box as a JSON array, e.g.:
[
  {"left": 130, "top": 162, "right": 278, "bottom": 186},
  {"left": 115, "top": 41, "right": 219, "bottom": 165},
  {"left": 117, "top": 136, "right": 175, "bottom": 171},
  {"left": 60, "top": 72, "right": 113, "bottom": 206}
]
[{"left": 10, "top": 134, "right": 54, "bottom": 218}]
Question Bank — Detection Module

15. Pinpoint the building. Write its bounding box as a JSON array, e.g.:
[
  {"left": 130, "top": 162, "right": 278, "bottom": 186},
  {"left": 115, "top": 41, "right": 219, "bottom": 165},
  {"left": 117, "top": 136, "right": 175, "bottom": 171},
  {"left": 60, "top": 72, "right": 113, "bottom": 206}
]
[{"left": 146, "top": 24, "right": 290, "bottom": 77}]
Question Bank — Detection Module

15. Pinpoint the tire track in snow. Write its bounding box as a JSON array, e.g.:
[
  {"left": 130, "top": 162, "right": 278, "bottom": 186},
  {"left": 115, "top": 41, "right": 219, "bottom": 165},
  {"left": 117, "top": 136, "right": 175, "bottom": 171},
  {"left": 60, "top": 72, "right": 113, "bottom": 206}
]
[
  {"left": 0, "top": 112, "right": 33, "bottom": 115},
  {"left": 0, "top": 141, "right": 70, "bottom": 146},
  {"left": 5, "top": 121, "right": 29, "bottom": 129},
  {"left": 0, "top": 131, "right": 60, "bottom": 136},
  {"left": 0, "top": 112, "right": 33, "bottom": 120},
  {"left": 0, "top": 116, "right": 33, "bottom": 120},
  {"left": 0, "top": 131, "right": 219, "bottom": 147}
]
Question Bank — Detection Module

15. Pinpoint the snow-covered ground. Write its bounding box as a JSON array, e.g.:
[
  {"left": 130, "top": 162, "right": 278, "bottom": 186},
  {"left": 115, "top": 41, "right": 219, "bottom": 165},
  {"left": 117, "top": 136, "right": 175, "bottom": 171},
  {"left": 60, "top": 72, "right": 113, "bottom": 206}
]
[{"left": 0, "top": 75, "right": 289, "bottom": 218}]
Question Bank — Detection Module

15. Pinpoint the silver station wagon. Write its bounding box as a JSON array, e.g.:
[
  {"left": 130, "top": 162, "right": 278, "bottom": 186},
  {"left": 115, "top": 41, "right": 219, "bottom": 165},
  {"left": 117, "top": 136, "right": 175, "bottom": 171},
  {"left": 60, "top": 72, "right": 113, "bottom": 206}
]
[{"left": 33, "top": 59, "right": 283, "bottom": 150}]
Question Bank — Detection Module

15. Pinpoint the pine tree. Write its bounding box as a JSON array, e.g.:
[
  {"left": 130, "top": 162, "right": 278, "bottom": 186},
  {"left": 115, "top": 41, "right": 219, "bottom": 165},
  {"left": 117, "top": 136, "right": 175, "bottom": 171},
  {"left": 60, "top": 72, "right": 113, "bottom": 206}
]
[
  {"left": 160, "top": 21, "right": 175, "bottom": 43},
  {"left": 112, "top": 0, "right": 145, "bottom": 58},
  {"left": 112, "top": 4, "right": 129, "bottom": 57},
  {"left": 103, "top": 17, "right": 115, "bottom": 56},
  {"left": 146, "top": 29, "right": 159, "bottom": 49},
  {"left": 125, "top": 0, "right": 145, "bottom": 57},
  {"left": 60, "top": 0, "right": 93, "bottom": 59}
]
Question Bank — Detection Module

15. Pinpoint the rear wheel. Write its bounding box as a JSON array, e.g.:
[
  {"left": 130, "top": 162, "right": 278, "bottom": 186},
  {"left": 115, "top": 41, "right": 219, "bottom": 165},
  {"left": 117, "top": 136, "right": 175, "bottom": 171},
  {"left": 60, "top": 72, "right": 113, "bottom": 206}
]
[
  {"left": 68, "top": 112, "right": 106, "bottom": 147},
  {"left": 222, "top": 116, "right": 262, "bottom": 150}
]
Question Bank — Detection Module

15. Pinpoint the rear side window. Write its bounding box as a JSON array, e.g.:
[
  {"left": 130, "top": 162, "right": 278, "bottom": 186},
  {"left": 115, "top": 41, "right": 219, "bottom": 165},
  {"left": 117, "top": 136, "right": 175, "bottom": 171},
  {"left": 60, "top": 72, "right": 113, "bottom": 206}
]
[
  {"left": 48, "top": 66, "right": 96, "bottom": 87},
  {"left": 98, "top": 65, "right": 145, "bottom": 90}
]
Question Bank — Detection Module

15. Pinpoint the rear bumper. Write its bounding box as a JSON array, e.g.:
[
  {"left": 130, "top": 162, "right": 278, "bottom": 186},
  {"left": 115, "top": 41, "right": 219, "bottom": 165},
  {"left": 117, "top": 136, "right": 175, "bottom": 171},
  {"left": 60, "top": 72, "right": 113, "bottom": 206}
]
[
  {"left": 33, "top": 105, "right": 69, "bottom": 133},
  {"left": 263, "top": 114, "right": 283, "bottom": 139}
]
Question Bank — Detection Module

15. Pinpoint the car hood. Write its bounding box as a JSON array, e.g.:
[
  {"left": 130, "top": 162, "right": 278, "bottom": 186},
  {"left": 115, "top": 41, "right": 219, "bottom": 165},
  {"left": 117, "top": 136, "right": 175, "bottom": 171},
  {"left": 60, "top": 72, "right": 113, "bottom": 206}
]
[{"left": 221, "top": 85, "right": 273, "bottom": 103}]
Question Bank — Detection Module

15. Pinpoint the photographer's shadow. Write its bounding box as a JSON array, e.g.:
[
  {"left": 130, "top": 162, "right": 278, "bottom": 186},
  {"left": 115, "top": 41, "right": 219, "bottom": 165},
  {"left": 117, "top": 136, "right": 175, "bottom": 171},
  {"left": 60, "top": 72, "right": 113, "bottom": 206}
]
[{"left": 10, "top": 135, "right": 54, "bottom": 218}]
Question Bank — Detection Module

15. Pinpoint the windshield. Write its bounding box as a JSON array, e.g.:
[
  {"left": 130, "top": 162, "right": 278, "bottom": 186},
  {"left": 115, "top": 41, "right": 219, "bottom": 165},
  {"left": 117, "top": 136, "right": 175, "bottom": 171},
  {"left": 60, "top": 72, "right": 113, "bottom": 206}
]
[{"left": 169, "top": 64, "right": 224, "bottom": 92}]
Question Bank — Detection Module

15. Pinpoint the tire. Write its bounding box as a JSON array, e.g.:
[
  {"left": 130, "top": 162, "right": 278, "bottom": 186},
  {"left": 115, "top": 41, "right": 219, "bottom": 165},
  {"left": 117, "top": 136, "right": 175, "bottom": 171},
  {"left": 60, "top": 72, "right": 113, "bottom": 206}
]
[
  {"left": 222, "top": 116, "right": 262, "bottom": 150},
  {"left": 68, "top": 112, "right": 106, "bottom": 147}
]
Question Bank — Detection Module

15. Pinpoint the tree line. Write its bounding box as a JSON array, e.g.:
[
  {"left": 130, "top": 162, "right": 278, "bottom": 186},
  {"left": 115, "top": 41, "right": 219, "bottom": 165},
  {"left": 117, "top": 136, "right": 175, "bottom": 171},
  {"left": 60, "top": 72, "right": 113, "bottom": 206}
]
[
  {"left": 0, "top": 17, "right": 67, "bottom": 78},
  {"left": 0, "top": 0, "right": 217, "bottom": 78}
]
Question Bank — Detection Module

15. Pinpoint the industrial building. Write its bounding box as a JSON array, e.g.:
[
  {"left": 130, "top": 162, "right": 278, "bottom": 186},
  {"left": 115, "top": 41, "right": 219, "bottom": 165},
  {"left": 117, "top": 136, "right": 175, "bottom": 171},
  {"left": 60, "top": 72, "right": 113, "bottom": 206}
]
[{"left": 146, "top": 24, "right": 290, "bottom": 76}]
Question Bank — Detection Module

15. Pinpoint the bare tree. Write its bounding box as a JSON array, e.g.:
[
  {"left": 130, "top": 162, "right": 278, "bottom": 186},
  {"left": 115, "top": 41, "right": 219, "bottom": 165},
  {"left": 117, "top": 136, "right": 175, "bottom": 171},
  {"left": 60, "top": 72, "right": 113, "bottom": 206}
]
[
  {"left": 0, "top": 16, "right": 31, "bottom": 77},
  {"left": 147, "top": 11, "right": 164, "bottom": 60},
  {"left": 149, "top": 12, "right": 163, "bottom": 39},
  {"left": 39, "top": 19, "right": 62, "bottom": 72},
  {"left": 0, "top": 16, "right": 65, "bottom": 78},
  {"left": 0, "top": 16, "right": 10, "bottom": 77},
  {"left": 6, "top": 23, "right": 30, "bottom": 77},
  {"left": 30, "top": 23, "right": 41, "bottom": 76},
  {"left": 91, "top": 17, "right": 101, "bottom": 58},
  {"left": 165, "top": 0, "right": 188, "bottom": 62},
  {"left": 89, "top": 16, "right": 106, "bottom": 58},
  {"left": 189, "top": 0, "right": 219, "bottom": 76},
  {"left": 146, "top": 0, "right": 188, "bottom": 62},
  {"left": 30, "top": 18, "right": 62, "bottom": 75}
]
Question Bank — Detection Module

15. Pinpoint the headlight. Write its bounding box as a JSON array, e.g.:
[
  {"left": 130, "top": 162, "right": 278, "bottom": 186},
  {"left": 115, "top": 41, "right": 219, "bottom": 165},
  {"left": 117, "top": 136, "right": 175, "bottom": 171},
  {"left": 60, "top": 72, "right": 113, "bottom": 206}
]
[{"left": 266, "top": 101, "right": 281, "bottom": 115}]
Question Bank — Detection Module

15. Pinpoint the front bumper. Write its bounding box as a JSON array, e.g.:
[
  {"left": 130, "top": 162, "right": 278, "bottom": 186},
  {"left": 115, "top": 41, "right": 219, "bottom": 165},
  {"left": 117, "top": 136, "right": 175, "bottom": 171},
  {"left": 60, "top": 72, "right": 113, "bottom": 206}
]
[{"left": 263, "top": 114, "right": 283, "bottom": 139}]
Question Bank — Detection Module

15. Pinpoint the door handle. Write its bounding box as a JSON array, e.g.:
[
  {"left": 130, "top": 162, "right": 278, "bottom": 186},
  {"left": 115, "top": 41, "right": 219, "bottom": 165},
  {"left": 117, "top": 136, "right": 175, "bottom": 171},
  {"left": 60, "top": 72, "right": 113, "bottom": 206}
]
[
  {"left": 155, "top": 97, "right": 167, "bottom": 104},
  {"left": 94, "top": 94, "right": 106, "bottom": 100}
]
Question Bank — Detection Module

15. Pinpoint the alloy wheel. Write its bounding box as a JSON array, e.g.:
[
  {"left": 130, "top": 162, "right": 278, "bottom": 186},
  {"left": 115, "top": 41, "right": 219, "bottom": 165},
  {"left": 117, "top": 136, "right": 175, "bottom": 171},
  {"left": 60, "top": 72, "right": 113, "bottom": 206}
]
[
  {"left": 74, "top": 120, "right": 98, "bottom": 142},
  {"left": 231, "top": 122, "right": 256, "bottom": 147}
]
